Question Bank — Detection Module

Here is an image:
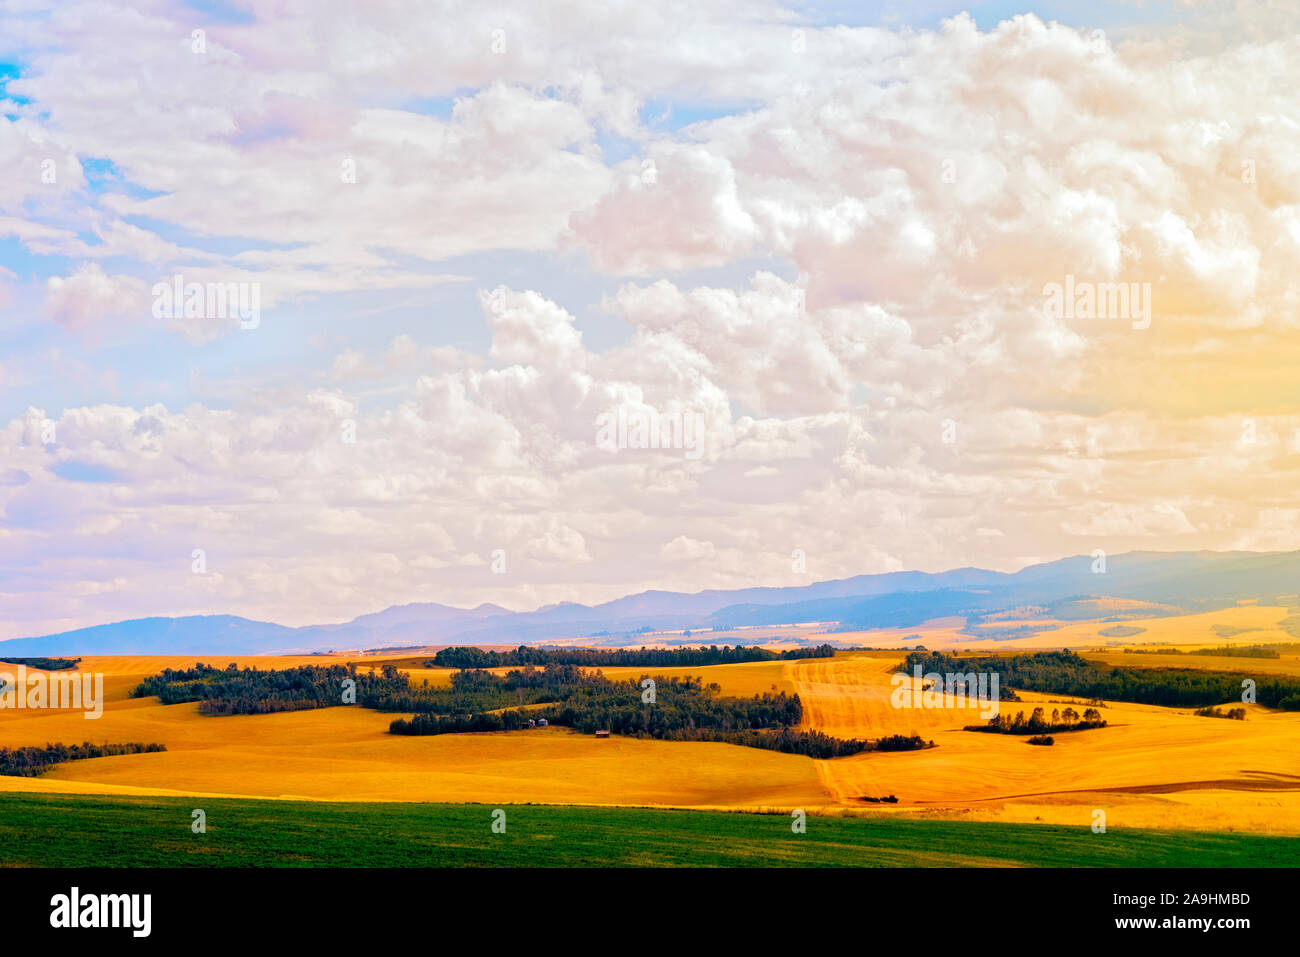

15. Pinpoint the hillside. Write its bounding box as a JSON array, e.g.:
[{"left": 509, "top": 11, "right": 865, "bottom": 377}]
[{"left": 6, "top": 549, "right": 1300, "bottom": 655}]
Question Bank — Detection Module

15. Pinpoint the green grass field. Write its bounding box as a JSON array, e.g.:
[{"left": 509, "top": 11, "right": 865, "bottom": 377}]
[{"left": 1, "top": 793, "right": 1297, "bottom": 867}]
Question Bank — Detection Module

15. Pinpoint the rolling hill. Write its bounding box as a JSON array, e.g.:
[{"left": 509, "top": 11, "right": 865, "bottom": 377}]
[{"left": 4, "top": 549, "right": 1300, "bottom": 655}]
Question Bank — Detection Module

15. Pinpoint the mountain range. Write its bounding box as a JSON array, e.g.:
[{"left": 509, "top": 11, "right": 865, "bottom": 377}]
[{"left": 4, "top": 550, "right": 1299, "bottom": 655}]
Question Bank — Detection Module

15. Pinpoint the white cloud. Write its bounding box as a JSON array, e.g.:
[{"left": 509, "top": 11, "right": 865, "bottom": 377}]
[
  {"left": 661, "top": 535, "right": 718, "bottom": 562},
  {"left": 5, "top": 3, "right": 1300, "bottom": 636},
  {"left": 569, "top": 145, "right": 760, "bottom": 274},
  {"left": 43, "top": 263, "right": 150, "bottom": 327}
]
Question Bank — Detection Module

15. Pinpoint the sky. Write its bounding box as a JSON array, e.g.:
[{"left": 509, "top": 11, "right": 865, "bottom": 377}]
[{"left": 2, "top": 0, "right": 1300, "bottom": 639}]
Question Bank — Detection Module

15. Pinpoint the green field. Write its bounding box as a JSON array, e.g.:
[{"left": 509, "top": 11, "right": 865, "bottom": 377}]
[{"left": 1, "top": 793, "right": 1297, "bottom": 867}]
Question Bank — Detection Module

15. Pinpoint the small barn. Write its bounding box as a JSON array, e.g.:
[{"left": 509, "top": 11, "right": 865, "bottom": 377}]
[
  {"left": 536, "top": 718, "right": 548, "bottom": 727},
  {"left": 594, "top": 729, "right": 610, "bottom": 739}
]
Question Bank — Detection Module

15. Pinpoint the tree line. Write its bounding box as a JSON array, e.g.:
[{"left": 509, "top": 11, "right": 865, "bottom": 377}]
[
  {"left": 0, "top": 741, "right": 166, "bottom": 776},
  {"left": 1194, "top": 705, "right": 1247, "bottom": 720},
  {"left": 1124, "top": 645, "right": 1292, "bottom": 660},
  {"left": 965, "top": 706, "right": 1106, "bottom": 735},
  {"left": 131, "top": 662, "right": 412, "bottom": 714},
  {"left": 0, "top": 656, "right": 81, "bottom": 671},
  {"left": 904, "top": 650, "right": 1300, "bottom": 710},
  {"left": 427, "top": 643, "right": 840, "bottom": 670},
  {"left": 388, "top": 668, "right": 808, "bottom": 745},
  {"left": 650, "top": 728, "right": 930, "bottom": 759}
]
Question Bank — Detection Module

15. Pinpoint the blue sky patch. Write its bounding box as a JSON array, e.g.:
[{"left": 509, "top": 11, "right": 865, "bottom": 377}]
[
  {"left": 50, "top": 461, "right": 122, "bottom": 484},
  {"left": 641, "top": 100, "right": 754, "bottom": 131},
  {"left": 181, "top": 0, "right": 257, "bottom": 25}
]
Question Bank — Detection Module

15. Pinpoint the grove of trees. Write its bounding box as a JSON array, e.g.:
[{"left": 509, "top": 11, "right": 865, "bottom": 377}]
[
  {"left": 0, "top": 741, "right": 165, "bottom": 776},
  {"left": 904, "top": 650, "right": 1300, "bottom": 710}
]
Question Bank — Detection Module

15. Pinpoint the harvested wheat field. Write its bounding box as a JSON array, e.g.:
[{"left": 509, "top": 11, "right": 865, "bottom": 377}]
[
  {"left": 835, "top": 604, "right": 1300, "bottom": 652},
  {"left": 1082, "top": 649, "right": 1300, "bottom": 678},
  {"left": 786, "top": 652, "right": 1300, "bottom": 835},
  {"left": 590, "top": 659, "right": 795, "bottom": 696},
  {"left": 0, "top": 658, "right": 823, "bottom": 808},
  {"left": 4, "top": 645, "right": 1299, "bottom": 835},
  {"left": 363, "top": 657, "right": 795, "bottom": 694}
]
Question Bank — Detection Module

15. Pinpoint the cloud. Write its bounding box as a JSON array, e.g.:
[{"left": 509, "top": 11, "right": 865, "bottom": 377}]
[
  {"left": 569, "top": 145, "right": 760, "bottom": 274},
  {"left": 43, "top": 263, "right": 150, "bottom": 327},
  {"left": 484, "top": 286, "right": 587, "bottom": 368},
  {"left": 5, "top": 3, "right": 1300, "bottom": 637},
  {"left": 660, "top": 535, "right": 717, "bottom": 562}
]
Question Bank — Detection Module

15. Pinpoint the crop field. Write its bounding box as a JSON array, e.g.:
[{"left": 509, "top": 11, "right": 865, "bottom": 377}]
[
  {"left": 0, "top": 703, "right": 825, "bottom": 808},
  {"left": 369, "top": 657, "right": 797, "bottom": 694},
  {"left": 4, "top": 635, "right": 1299, "bottom": 848},
  {"left": 2, "top": 792, "right": 1296, "bottom": 868},
  {"left": 3, "top": 654, "right": 819, "bottom": 808},
  {"left": 1082, "top": 649, "right": 1300, "bottom": 678},
  {"left": 834, "top": 604, "right": 1300, "bottom": 651},
  {"left": 787, "top": 650, "right": 1300, "bottom": 835}
]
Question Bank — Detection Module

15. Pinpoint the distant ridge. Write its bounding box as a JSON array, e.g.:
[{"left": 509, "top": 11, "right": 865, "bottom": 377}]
[{"left": 4, "top": 550, "right": 1299, "bottom": 655}]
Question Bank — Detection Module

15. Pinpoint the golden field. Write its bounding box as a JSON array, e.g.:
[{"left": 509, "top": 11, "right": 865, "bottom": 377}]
[
  {"left": 1083, "top": 649, "right": 1300, "bottom": 678},
  {"left": 786, "top": 652, "right": 1300, "bottom": 835},
  {"left": 832, "top": 603, "right": 1300, "bottom": 651},
  {"left": 593, "top": 660, "right": 796, "bottom": 695},
  {"left": 3, "top": 610, "right": 1300, "bottom": 836},
  {"left": 0, "top": 656, "right": 822, "bottom": 808}
]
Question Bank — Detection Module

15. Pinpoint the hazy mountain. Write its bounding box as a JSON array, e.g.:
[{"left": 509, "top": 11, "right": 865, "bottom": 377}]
[
  {"left": 342, "top": 602, "right": 512, "bottom": 630},
  {"left": 532, "top": 567, "right": 1011, "bottom": 623},
  {"left": 0, "top": 615, "right": 300, "bottom": 656},
  {"left": 5, "top": 550, "right": 1299, "bottom": 655}
]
